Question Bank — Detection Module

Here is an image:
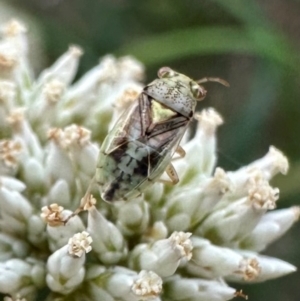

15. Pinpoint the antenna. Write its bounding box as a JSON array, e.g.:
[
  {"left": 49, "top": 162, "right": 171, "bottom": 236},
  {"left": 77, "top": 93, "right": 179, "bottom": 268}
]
[{"left": 197, "top": 77, "right": 230, "bottom": 87}]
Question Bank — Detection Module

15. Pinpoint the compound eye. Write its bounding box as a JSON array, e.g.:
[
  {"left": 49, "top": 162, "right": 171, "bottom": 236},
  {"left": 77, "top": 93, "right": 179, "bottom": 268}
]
[
  {"left": 190, "top": 83, "right": 207, "bottom": 100},
  {"left": 158, "top": 66, "right": 174, "bottom": 78}
]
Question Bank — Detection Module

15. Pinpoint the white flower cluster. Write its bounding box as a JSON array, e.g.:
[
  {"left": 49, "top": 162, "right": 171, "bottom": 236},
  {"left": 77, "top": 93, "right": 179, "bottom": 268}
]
[{"left": 0, "top": 19, "right": 298, "bottom": 301}]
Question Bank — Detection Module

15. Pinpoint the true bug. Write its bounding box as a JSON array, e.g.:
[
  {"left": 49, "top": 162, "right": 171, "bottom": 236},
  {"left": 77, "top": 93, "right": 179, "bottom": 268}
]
[{"left": 96, "top": 67, "right": 229, "bottom": 202}]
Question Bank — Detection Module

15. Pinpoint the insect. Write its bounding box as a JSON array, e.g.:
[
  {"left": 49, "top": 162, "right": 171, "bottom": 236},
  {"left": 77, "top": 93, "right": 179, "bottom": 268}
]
[{"left": 96, "top": 67, "right": 229, "bottom": 202}]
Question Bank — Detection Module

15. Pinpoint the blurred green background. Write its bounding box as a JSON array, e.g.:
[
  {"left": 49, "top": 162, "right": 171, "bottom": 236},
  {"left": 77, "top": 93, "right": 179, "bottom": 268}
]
[{"left": 2, "top": 0, "right": 300, "bottom": 300}]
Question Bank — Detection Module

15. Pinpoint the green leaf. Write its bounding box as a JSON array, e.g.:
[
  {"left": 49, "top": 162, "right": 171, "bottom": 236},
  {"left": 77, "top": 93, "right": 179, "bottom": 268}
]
[
  {"left": 220, "top": 59, "right": 282, "bottom": 164},
  {"left": 211, "top": 0, "right": 270, "bottom": 27},
  {"left": 117, "top": 26, "right": 299, "bottom": 70}
]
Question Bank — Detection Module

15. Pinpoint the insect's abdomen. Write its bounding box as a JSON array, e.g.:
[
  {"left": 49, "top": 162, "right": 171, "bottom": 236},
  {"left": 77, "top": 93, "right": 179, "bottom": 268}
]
[{"left": 96, "top": 139, "right": 157, "bottom": 202}]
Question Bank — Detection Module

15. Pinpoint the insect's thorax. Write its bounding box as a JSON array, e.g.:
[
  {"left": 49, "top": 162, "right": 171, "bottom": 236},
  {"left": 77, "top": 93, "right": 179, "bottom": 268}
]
[
  {"left": 145, "top": 76, "right": 197, "bottom": 118},
  {"left": 151, "top": 101, "right": 177, "bottom": 124}
]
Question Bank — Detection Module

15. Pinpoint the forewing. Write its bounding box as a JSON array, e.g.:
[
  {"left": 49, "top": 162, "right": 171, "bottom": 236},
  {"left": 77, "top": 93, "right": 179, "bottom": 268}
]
[
  {"left": 144, "top": 116, "right": 189, "bottom": 180},
  {"left": 101, "top": 93, "right": 151, "bottom": 155}
]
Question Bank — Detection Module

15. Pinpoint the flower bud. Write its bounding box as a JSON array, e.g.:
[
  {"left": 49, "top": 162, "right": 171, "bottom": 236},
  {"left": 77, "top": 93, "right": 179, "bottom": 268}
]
[
  {"left": 0, "top": 258, "right": 45, "bottom": 299},
  {"left": 87, "top": 266, "right": 162, "bottom": 301},
  {"left": 226, "top": 251, "right": 296, "bottom": 283},
  {"left": 46, "top": 231, "right": 92, "bottom": 294},
  {"left": 174, "top": 108, "right": 223, "bottom": 183},
  {"left": 166, "top": 168, "right": 232, "bottom": 231},
  {"left": 38, "top": 45, "right": 83, "bottom": 86},
  {"left": 0, "top": 187, "right": 33, "bottom": 236},
  {"left": 247, "top": 146, "right": 289, "bottom": 180},
  {"left": 27, "top": 79, "right": 65, "bottom": 134},
  {"left": 45, "top": 131, "right": 75, "bottom": 187},
  {"left": 0, "top": 139, "right": 22, "bottom": 175},
  {"left": 117, "top": 55, "right": 144, "bottom": 81},
  {"left": 186, "top": 237, "right": 244, "bottom": 278},
  {"left": 228, "top": 147, "right": 288, "bottom": 195},
  {"left": 142, "top": 221, "right": 168, "bottom": 243},
  {"left": 115, "top": 196, "right": 150, "bottom": 236},
  {"left": 130, "top": 232, "right": 193, "bottom": 277},
  {"left": 197, "top": 177, "right": 279, "bottom": 245},
  {"left": 2, "top": 19, "right": 28, "bottom": 61},
  {"left": 8, "top": 109, "right": 44, "bottom": 162},
  {"left": 87, "top": 206, "right": 127, "bottom": 264},
  {"left": 22, "top": 157, "right": 46, "bottom": 191},
  {"left": 44, "top": 208, "right": 85, "bottom": 251},
  {"left": 0, "top": 34, "right": 19, "bottom": 77},
  {"left": 0, "top": 233, "right": 30, "bottom": 260},
  {"left": 0, "top": 80, "right": 16, "bottom": 110},
  {"left": 144, "top": 182, "right": 164, "bottom": 205},
  {"left": 27, "top": 215, "right": 47, "bottom": 247},
  {"left": 164, "top": 276, "right": 236, "bottom": 301},
  {"left": 61, "top": 124, "right": 98, "bottom": 178},
  {"left": 240, "top": 206, "right": 300, "bottom": 251},
  {"left": 0, "top": 176, "right": 26, "bottom": 192},
  {"left": 47, "top": 179, "right": 71, "bottom": 208}
]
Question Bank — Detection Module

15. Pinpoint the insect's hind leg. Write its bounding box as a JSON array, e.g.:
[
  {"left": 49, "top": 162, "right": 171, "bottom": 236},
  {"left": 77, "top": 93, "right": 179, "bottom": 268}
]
[
  {"left": 171, "top": 145, "right": 186, "bottom": 162},
  {"left": 156, "top": 145, "right": 184, "bottom": 185},
  {"left": 157, "top": 163, "right": 179, "bottom": 185}
]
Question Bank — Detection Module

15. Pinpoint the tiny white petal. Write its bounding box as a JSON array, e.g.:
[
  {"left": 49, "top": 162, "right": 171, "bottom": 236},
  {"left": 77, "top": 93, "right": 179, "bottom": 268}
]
[
  {"left": 131, "top": 270, "right": 162, "bottom": 299},
  {"left": 68, "top": 231, "right": 93, "bottom": 257},
  {"left": 43, "top": 79, "right": 65, "bottom": 103},
  {"left": 0, "top": 139, "right": 22, "bottom": 168}
]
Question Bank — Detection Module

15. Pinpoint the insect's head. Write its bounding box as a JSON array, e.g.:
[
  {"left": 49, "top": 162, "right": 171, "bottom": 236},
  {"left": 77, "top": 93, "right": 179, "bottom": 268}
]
[
  {"left": 145, "top": 67, "right": 228, "bottom": 118},
  {"left": 157, "top": 67, "right": 207, "bottom": 102}
]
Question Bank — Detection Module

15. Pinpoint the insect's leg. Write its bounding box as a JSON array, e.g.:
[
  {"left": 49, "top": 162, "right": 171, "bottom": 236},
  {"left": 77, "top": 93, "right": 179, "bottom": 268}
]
[
  {"left": 176, "top": 145, "right": 186, "bottom": 157},
  {"left": 157, "top": 163, "right": 179, "bottom": 185},
  {"left": 172, "top": 145, "right": 186, "bottom": 162},
  {"left": 166, "top": 163, "right": 179, "bottom": 184},
  {"left": 63, "top": 176, "right": 96, "bottom": 225}
]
